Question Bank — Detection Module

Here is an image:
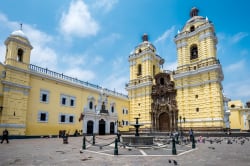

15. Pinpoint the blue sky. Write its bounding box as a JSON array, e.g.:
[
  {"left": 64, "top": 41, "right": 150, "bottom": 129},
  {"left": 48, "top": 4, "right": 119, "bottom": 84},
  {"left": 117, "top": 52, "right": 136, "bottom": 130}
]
[{"left": 0, "top": 0, "right": 249, "bottom": 104}]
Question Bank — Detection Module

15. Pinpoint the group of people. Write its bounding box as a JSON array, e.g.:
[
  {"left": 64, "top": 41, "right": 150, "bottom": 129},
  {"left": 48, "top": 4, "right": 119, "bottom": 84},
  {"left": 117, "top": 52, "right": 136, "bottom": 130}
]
[{"left": 1, "top": 129, "right": 9, "bottom": 144}]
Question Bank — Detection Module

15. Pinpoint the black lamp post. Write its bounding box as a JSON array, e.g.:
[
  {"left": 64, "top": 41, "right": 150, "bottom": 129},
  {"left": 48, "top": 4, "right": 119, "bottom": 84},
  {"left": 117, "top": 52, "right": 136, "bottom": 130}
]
[
  {"left": 179, "top": 116, "right": 182, "bottom": 136},
  {"left": 179, "top": 116, "right": 186, "bottom": 137}
]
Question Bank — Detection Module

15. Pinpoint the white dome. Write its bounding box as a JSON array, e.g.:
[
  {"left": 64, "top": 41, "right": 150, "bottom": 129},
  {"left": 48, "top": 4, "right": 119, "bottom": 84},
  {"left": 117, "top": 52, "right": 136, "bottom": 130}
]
[{"left": 11, "top": 30, "right": 27, "bottom": 39}]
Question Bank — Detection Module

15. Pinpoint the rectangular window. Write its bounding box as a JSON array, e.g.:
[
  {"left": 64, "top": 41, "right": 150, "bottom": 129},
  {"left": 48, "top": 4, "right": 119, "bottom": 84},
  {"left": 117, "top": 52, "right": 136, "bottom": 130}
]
[
  {"left": 60, "top": 94, "right": 76, "bottom": 107},
  {"left": 60, "top": 115, "right": 66, "bottom": 122},
  {"left": 70, "top": 97, "right": 76, "bottom": 107},
  {"left": 37, "top": 111, "right": 48, "bottom": 122},
  {"left": 40, "top": 113, "right": 46, "bottom": 121},
  {"left": 42, "top": 94, "right": 47, "bottom": 102},
  {"left": 69, "top": 116, "right": 74, "bottom": 123},
  {"left": 61, "top": 97, "right": 66, "bottom": 105},
  {"left": 40, "top": 90, "right": 49, "bottom": 103},
  {"left": 59, "top": 114, "right": 74, "bottom": 123}
]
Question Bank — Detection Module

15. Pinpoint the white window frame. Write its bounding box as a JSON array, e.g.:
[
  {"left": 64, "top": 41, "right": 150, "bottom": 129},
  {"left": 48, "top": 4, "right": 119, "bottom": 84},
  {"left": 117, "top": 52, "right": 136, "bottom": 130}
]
[
  {"left": 40, "top": 90, "right": 49, "bottom": 103},
  {"left": 37, "top": 111, "right": 48, "bottom": 123},
  {"left": 59, "top": 113, "right": 75, "bottom": 124},
  {"left": 60, "top": 94, "right": 76, "bottom": 107},
  {"left": 69, "top": 96, "right": 76, "bottom": 107}
]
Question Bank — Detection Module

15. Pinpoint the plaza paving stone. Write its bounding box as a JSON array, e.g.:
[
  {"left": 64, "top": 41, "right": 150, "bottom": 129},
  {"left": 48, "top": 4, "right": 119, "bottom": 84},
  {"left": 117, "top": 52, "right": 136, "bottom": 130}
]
[{"left": 0, "top": 135, "right": 250, "bottom": 166}]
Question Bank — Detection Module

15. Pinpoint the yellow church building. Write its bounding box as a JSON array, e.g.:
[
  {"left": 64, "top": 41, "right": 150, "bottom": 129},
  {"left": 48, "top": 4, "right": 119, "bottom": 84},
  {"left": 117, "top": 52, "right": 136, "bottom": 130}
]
[{"left": 0, "top": 7, "right": 237, "bottom": 137}]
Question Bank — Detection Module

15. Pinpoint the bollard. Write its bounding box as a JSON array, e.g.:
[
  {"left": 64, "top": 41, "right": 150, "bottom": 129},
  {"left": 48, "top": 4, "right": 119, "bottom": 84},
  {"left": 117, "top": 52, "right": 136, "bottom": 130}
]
[
  {"left": 192, "top": 135, "right": 196, "bottom": 149},
  {"left": 117, "top": 132, "right": 121, "bottom": 142},
  {"left": 114, "top": 138, "right": 118, "bottom": 155},
  {"left": 92, "top": 134, "right": 95, "bottom": 145},
  {"left": 172, "top": 137, "right": 177, "bottom": 155},
  {"left": 82, "top": 136, "right": 86, "bottom": 150}
]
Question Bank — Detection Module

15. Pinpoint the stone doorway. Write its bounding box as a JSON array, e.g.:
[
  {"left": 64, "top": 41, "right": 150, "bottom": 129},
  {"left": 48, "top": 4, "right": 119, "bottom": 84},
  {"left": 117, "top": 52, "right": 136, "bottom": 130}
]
[
  {"left": 87, "top": 121, "right": 94, "bottom": 134},
  {"left": 110, "top": 122, "right": 115, "bottom": 134},
  {"left": 99, "top": 119, "right": 106, "bottom": 135},
  {"left": 159, "top": 112, "right": 170, "bottom": 131}
]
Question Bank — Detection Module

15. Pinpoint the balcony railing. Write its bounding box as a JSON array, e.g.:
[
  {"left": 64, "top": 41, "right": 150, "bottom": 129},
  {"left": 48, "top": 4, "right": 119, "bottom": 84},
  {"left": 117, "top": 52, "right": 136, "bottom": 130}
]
[
  {"left": 29, "top": 64, "right": 128, "bottom": 98},
  {"left": 174, "top": 57, "right": 220, "bottom": 74}
]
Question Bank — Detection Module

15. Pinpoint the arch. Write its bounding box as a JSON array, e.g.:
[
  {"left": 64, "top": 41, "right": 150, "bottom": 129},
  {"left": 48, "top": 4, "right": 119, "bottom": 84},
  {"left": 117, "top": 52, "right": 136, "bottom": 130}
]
[
  {"left": 99, "top": 119, "right": 106, "bottom": 135},
  {"left": 137, "top": 64, "right": 142, "bottom": 76},
  {"left": 159, "top": 112, "right": 170, "bottom": 132},
  {"left": 160, "top": 77, "right": 165, "bottom": 85},
  {"left": 190, "top": 25, "right": 195, "bottom": 32},
  {"left": 110, "top": 122, "right": 115, "bottom": 134},
  {"left": 87, "top": 120, "right": 94, "bottom": 135},
  {"left": 190, "top": 44, "right": 198, "bottom": 60},
  {"left": 89, "top": 101, "right": 93, "bottom": 109},
  {"left": 17, "top": 48, "right": 23, "bottom": 62}
]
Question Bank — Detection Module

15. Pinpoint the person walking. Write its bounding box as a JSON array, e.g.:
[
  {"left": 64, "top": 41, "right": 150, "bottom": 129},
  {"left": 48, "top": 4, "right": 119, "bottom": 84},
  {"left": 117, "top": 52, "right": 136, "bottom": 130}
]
[{"left": 1, "top": 129, "right": 9, "bottom": 144}]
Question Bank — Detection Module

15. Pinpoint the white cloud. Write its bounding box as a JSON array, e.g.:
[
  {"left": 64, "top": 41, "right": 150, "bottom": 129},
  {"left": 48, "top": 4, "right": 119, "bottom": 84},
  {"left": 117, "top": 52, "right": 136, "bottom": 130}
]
[
  {"left": 61, "top": 54, "right": 87, "bottom": 67},
  {"left": 224, "top": 60, "right": 245, "bottom": 72},
  {"left": 59, "top": 0, "right": 99, "bottom": 38},
  {"left": 165, "top": 61, "right": 177, "bottom": 71},
  {"left": 31, "top": 46, "right": 58, "bottom": 70},
  {"left": 240, "top": 49, "right": 249, "bottom": 56},
  {"left": 92, "top": 0, "right": 118, "bottom": 13},
  {"left": 64, "top": 67, "right": 95, "bottom": 81},
  {"left": 92, "top": 56, "right": 103, "bottom": 65},
  {"left": 102, "top": 74, "right": 128, "bottom": 94},
  {"left": 218, "top": 32, "right": 248, "bottom": 45},
  {"left": 0, "top": 13, "right": 17, "bottom": 29},
  {"left": 20, "top": 25, "right": 59, "bottom": 69},
  {"left": 154, "top": 26, "right": 175, "bottom": 44},
  {"left": 0, "top": 45, "right": 5, "bottom": 63},
  {"left": 230, "top": 32, "right": 248, "bottom": 44},
  {"left": 224, "top": 79, "right": 250, "bottom": 103}
]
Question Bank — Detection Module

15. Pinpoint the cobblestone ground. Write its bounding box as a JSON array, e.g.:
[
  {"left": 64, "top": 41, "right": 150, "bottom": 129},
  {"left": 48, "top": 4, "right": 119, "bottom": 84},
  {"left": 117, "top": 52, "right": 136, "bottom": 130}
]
[{"left": 0, "top": 135, "right": 250, "bottom": 166}]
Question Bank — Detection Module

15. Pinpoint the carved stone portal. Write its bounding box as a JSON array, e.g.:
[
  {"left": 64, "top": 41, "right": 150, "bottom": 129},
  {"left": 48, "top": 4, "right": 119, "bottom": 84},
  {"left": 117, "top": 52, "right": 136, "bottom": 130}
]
[{"left": 151, "top": 72, "right": 178, "bottom": 132}]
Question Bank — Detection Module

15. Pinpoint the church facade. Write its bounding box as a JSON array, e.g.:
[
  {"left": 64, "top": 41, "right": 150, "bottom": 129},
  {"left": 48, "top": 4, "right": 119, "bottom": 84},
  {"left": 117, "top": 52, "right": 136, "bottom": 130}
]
[{"left": 0, "top": 8, "right": 227, "bottom": 137}]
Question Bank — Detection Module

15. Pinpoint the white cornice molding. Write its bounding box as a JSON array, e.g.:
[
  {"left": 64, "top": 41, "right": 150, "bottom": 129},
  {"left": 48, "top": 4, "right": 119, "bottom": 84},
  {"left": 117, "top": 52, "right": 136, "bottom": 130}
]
[{"left": 173, "top": 64, "right": 223, "bottom": 80}]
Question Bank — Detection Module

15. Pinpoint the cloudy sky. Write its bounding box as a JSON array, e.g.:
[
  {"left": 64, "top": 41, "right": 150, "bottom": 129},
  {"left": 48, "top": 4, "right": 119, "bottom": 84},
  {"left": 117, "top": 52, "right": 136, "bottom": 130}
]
[{"left": 0, "top": 0, "right": 249, "bottom": 104}]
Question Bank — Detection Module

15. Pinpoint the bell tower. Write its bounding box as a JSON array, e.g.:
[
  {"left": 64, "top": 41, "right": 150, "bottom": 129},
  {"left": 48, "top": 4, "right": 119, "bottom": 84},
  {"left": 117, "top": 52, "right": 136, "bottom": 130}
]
[
  {"left": 0, "top": 28, "right": 32, "bottom": 135},
  {"left": 126, "top": 34, "right": 164, "bottom": 131},
  {"left": 173, "top": 7, "right": 225, "bottom": 130},
  {"left": 4, "top": 28, "right": 33, "bottom": 69}
]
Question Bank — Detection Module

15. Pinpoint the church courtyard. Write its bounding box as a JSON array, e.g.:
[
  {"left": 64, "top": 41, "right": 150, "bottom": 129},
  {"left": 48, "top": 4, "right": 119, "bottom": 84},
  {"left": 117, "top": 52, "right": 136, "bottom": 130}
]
[{"left": 0, "top": 135, "right": 249, "bottom": 166}]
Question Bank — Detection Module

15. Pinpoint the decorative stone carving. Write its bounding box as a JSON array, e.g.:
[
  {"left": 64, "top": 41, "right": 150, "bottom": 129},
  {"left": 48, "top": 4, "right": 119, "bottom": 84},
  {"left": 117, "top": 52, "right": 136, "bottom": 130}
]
[{"left": 151, "top": 72, "right": 178, "bottom": 132}]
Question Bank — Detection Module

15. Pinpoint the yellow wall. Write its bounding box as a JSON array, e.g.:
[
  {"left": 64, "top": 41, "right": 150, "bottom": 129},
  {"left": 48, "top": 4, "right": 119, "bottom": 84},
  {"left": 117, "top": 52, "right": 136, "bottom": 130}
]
[{"left": 228, "top": 100, "right": 250, "bottom": 131}]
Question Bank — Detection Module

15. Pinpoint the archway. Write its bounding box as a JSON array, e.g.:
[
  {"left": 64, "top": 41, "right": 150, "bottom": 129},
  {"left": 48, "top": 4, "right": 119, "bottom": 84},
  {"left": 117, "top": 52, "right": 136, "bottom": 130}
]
[
  {"left": 110, "top": 122, "right": 115, "bottom": 134},
  {"left": 87, "top": 121, "right": 94, "bottom": 135},
  {"left": 99, "top": 119, "right": 106, "bottom": 135},
  {"left": 159, "top": 112, "right": 170, "bottom": 131}
]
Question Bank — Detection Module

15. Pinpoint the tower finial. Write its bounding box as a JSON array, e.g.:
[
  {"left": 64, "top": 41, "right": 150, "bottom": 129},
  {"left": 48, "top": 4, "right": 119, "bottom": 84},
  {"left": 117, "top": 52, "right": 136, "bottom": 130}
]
[
  {"left": 190, "top": 7, "right": 199, "bottom": 18},
  {"left": 20, "top": 23, "right": 23, "bottom": 30},
  {"left": 142, "top": 33, "right": 148, "bottom": 42}
]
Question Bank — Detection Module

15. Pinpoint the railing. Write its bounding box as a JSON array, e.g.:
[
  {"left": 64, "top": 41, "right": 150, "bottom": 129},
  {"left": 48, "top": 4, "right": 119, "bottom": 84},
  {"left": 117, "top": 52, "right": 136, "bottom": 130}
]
[
  {"left": 29, "top": 64, "right": 128, "bottom": 98},
  {"left": 174, "top": 57, "right": 220, "bottom": 74}
]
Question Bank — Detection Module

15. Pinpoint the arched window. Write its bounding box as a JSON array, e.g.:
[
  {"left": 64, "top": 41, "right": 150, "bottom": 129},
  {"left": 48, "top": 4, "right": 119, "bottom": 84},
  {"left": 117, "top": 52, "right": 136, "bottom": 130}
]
[
  {"left": 190, "top": 26, "right": 195, "bottom": 32},
  {"left": 190, "top": 45, "right": 198, "bottom": 60},
  {"left": 137, "top": 64, "right": 142, "bottom": 76},
  {"left": 89, "top": 101, "right": 93, "bottom": 109},
  {"left": 111, "top": 106, "right": 114, "bottom": 113},
  {"left": 17, "top": 48, "right": 23, "bottom": 62}
]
